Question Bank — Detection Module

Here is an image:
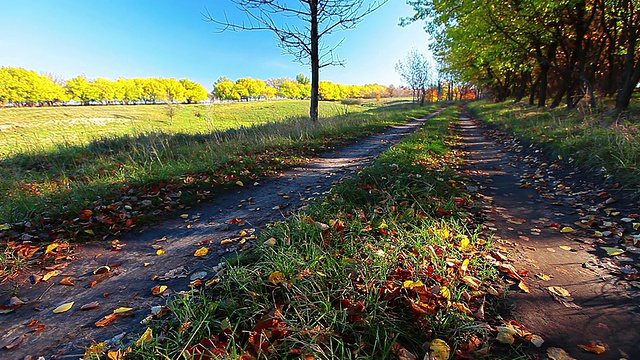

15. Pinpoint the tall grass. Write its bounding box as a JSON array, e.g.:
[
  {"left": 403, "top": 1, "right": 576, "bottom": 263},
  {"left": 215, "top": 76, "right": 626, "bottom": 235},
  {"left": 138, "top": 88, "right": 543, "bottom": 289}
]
[{"left": 468, "top": 101, "right": 640, "bottom": 192}]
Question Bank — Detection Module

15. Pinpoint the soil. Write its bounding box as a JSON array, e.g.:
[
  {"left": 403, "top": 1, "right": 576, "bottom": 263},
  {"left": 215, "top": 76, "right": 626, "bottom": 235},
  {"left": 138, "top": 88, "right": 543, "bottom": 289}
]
[
  {"left": 459, "top": 108, "right": 640, "bottom": 360},
  {"left": 0, "top": 109, "right": 443, "bottom": 359}
]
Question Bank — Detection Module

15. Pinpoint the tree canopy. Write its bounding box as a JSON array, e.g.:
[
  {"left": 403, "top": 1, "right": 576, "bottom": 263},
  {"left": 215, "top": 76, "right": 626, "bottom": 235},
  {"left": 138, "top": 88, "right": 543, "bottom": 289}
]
[{"left": 405, "top": 0, "right": 639, "bottom": 110}]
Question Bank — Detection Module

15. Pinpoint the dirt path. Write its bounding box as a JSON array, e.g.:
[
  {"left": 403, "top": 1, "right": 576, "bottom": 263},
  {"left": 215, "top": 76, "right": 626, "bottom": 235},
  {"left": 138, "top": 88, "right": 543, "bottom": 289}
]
[
  {"left": 0, "top": 110, "right": 444, "bottom": 359},
  {"left": 459, "top": 109, "right": 640, "bottom": 359}
]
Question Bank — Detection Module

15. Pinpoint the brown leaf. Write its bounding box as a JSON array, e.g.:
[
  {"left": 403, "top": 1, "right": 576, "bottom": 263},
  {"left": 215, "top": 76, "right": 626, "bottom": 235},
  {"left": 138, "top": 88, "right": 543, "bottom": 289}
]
[
  {"left": 578, "top": 343, "right": 606, "bottom": 354},
  {"left": 59, "top": 277, "right": 76, "bottom": 286},
  {"left": 80, "top": 301, "right": 100, "bottom": 310}
]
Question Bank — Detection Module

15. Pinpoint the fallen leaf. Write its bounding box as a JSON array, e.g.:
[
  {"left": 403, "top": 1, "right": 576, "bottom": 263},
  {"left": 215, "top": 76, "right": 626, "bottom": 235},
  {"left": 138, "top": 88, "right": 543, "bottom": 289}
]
[
  {"left": 135, "top": 327, "right": 153, "bottom": 346},
  {"left": 548, "top": 286, "right": 571, "bottom": 298},
  {"left": 93, "top": 265, "right": 111, "bottom": 275},
  {"left": 59, "top": 277, "right": 76, "bottom": 286},
  {"left": 156, "top": 249, "right": 166, "bottom": 256},
  {"left": 152, "top": 285, "right": 168, "bottom": 295},
  {"left": 0, "top": 224, "right": 10, "bottom": 230},
  {"left": 460, "top": 258, "right": 469, "bottom": 273},
  {"left": 601, "top": 246, "right": 624, "bottom": 256},
  {"left": 559, "top": 245, "right": 572, "bottom": 251},
  {"left": 403, "top": 280, "right": 424, "bottom": 289},
  {"left": 180, "top": 214, "right": 189, "bottom": 219},
  {"left": 507, "top": 217, "right": 526, "bottom": 224},
  {"left": 547, "top": 347, "right": 576, "bottom": 360},
  {"left": 429, "top": 339, "right": 450, "bottom": 360},
  {"left": 578, "top": 343, "right": 606, "bottom": 354},
  {"left": 530, "top": 334, "right": 544, "bottom": 347},
  {"left": 518, "top": 281, "right": 530, "bottom": 293},
  {"left": 53, "top": 302, "right": 74, "bottom": 314},
  {"left": 560, "top": 227, "right": 574, "bottom": 233},
  {"left": 80, "top": 301, "right": 100, "bottom": 310},
  {"left": 236, "top": 180, "right": 244, "bottom": 187},
  {"left": 268, "top": 271, "right": 286, "bottom": 285},
  {"left": 536, "top": 273, "right": 552, "bottom": 281},
  {"left": 193, "top": 247, "right": 209, "bottom": 257},
  {"left": 84, "top": 342, "right": 108, "bottom": 357},
  {"left": 462, "top": 275, "right": 482, "bottom": 290},
  {"left": 95, "top": 313, "right": 118, "bottom": 327},
  {"left": 45, "top": 243, "right": 59, "bottom": 255},
  {"left": 113, "top": 307, "right": 134, "bottom": 314},
  {"left": 42, "top": 270, "right": 61, "bottom": 281},
  {"left": 264, "top": 237, "right": 276, "bottom": 246}
]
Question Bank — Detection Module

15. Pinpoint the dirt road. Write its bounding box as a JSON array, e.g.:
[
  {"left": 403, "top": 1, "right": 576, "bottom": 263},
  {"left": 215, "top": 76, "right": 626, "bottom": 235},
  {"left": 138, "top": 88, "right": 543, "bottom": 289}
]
[
  {"left": 459, "top": 109, "right": 640, "bottom": 360},
  {"left": 0, "top": 109, "right": 443, "bottom": 359}
]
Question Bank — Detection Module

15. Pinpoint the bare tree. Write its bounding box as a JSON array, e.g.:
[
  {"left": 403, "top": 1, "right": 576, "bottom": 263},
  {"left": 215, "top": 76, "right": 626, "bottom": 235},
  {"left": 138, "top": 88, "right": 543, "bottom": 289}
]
[
  {"left": 395, "top": 49, "right": 433, "bottom": 106},
  {"left": 204, "top": 0, "right": 387, "bottom": 122}
]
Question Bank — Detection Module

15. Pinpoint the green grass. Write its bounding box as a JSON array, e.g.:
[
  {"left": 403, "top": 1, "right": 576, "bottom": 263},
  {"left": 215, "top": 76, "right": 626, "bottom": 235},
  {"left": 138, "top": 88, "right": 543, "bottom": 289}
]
[
  {"left": 125, "top": 107, "right": 533, "bottom": 360},
  {"left": 468, "top": 100, "right": 640, "bottom": 192},
  {"left": 0, "top": 100, "right": 439, "bottom": 280},
  {"left": 0, "top": 100, "right": 360, "bottom": 158}
]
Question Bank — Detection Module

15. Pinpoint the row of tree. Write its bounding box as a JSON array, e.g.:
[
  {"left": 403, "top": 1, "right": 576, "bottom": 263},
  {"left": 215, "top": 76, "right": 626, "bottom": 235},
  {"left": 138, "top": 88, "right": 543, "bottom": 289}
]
[
  {"left": 405, "top": 0, "right": 639, "bottom": 110},
  {"left": 0, "top": 67, "right": 211, "bottom": 106},
  {"left": 212, "top": 75, "right": 396, "bottom": 101}
]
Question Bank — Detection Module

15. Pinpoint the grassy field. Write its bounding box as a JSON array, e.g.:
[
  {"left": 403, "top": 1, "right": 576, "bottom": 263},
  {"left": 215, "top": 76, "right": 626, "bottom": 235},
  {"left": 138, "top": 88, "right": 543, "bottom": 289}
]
[
  {"left": 468, "top": 100, "right": 640, "bottom": 192},
  {"left": 0, "top": 100, "right": 357, "bottom": 158},
  {"left": 0, "top": 99, "right": 437, "bottom": 275}
]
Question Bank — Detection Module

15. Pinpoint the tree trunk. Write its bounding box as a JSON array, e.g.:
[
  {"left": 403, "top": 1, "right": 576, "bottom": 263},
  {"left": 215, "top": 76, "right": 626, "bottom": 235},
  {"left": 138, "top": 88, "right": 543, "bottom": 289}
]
[
  {"left": 616, "top": 29, "right": 640, "bottom": 110},
  {"left": 310, "top": 0, "right": 319, "bottom": 122},
  {"left": 529, "top": 76, "right": 539, "bottom": 106}
]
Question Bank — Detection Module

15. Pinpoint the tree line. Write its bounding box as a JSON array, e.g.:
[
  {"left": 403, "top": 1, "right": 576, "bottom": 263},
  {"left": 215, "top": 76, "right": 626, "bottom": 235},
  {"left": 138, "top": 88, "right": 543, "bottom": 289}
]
[
  {"left": 0, "top": 67, "right": 210, "bottom": 106},
  {"left": 211, "top": 74, "right": 396, "bottom": 101},
  {"left": 405, "top": 0, "right": 639, "bottom": 110}
]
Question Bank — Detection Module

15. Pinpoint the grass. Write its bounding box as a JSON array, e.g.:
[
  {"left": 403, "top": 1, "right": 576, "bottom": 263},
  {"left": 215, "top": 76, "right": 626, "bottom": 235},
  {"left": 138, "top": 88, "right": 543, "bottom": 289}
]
[
  {"left": 467, "top": 100, "right": 640, "bottom": 192},
  {"left": 122, "top": 107, "right": 533, "bottom": 360},
  {"left": 0, "top": 99, "right": 436, "bottom": 279}
]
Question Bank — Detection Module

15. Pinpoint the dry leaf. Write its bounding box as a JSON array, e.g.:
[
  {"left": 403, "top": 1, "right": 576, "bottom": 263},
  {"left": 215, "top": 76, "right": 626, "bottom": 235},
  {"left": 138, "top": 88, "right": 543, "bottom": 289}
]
[
  {"left": 429, "top": 339, "right": 450, "bottom": 360},
  {"left": 93, "top": 265, "right": 111, "bottom": 275},
  {"left": 518, "top": 281, "right": 530, "bottom": 293},
  {"left": 59, "top": 277, "right": 76, "bottom": 286},
  {"left": 536, "top": 273, "right": 552, "bottom": 281},
  {"left": 402, "top": 280, "right": 424, "bottom": 289},
  {"left": 152, "top": 285, "right": 167, "bottom": 295},
  {"left": 95, "top": 313, "right": 118, "bottom": 327},
  {"left": 578, "top": 343, "right": 606, "bottom": 354},
  {"left": 113, "top": 307, "right": 134, "bottom": 314},
  {"left": 193, "top": 247, "right": 209, "bottom": 257},
  {"left": 559, "top": 245, "right": 572, "bottom": 251},
  {"left": 548, "top": 286, "right": 571, "bottom": 297},
  {"left": 135, "top": 327, "right": 153, "bottom": 346},
  {"left": 42, "top": 270, "right": 61, "bottom": 281},
  {"left": 156, "top": 249, "right": 166, "bottom": 256},
  {"left": 80, "top": 301, "right": 100, "bottom": 310},
  {"left": 236, "top": 180, "right": 244, "bottom": 187},
  {"left": 547, "top": 347, "right": 576, "bottom": 360},
  {"left": 462, "top": 275, "right": 482, "bottom": 290},
  {"left": 560, "top": 227, "right": 574, "bottom": 233},
  {"left": 268, "top": 271, "right": 286, "bottom": 285},
  {"left": 53, "top": 301, "right": 74, "bottom": 313},
  {"left": 530, "top": 334, "right": 544, "bottom": 347}
]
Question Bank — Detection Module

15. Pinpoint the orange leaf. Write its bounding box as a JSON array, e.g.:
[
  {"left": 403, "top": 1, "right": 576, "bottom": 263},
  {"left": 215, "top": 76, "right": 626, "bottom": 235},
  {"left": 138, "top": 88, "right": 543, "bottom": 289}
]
[
  {"left": 268, "top": 271, "right": 285, "bottom": 285},
  {"left": 578, "top": 343, "right": 606, "bottom": 354},
  {"left": 152, "top": 285, "right": 167, "bottom": 295},
  {"left": 95, "top": 313, "right": 118, "bottom": 327},
  {"left": 59, "top": 277, "right": 76, "bottom": 286},
  {"left": 193, "top": 247, "right": 209, "bottom": 257}
]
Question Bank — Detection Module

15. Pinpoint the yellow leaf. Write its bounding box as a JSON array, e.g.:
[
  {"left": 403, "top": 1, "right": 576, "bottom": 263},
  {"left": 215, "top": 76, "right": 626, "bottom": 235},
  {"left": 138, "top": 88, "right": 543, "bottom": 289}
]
[
  {"left": 135, "top": 327, "right": 153, "bottom": 346},
  {"left": 459, "top": 236, "right": 471, "bottom": 250},
  {"left": 85, "top": 229, "right": 95, "bottom": 235},
  {"left": 45, "top": 243, "right": 59, "bottom": 255},
  {"left": 559, "top": 245, "right": 572, "bottom": 251},
  {"left": 268, "top": 271, "right": 285, "bottom": 285},
  {"left": 497, "top": 330, "right": 515, "bottom": 344},
  {"left": 633, "top": 222, "right": 640, "bottom": 230},
  {"left": 42, "top": 269, "right": 61, "bottom": 281},
  {"left": 560, "top": 227, "right": 574, "bottom": 233},
  {"left": 113, "top": 307, "right": 134, "bottom": 314},
  {"left": 53, "top": 301, "right": 74, "bottom": 313},
  {"left": 578, "top": 343, "right": 606, "bottom": 354},
  {"left": 462, "top": 275, "right": 482, "bottom": 290},
  {"left": 0, "top": 223, "right": 10, "bottom": 230},
  {"left": 403, "top": 280, "right": 424, "bottom": 289},
  {"left": 429, "top": 339, "right": 450, "bottom": 360},
  {"left": 518, "top": 281, "right": 530, "bottom": 293},
  {"left": 440, "top": 286, "right": 451, "bottom": 300},
  {"left": 236, "top": 180, "right": 244, "bottom": 187},
  {"left": 193, "top": 247, "right": 209, "bottom": 257},
  {"left": 156, "top": 249, "right": 166, "bottom": 256},
  {"left": 180, "top": 214, "right": 189, "bottom": 219},
  {"left": 93, "top": 265, "right": 111, "bottom": 275},
  {"left": 536, "top": 273, "right": 552, "bottom": 281},
  {"left": 84, "top": 342, "right": 108, "bottom": 356},
  {"left": 378, "top": 219, "right": 388, "bottom": 229},
  {"left": 460, "top": 258, "right": 469, "bottom": 273},
  {"left": 548, "top": 286, "right": 571, "bottom": 297},
  {"left": 152, "top": 285, "right": 167, "bottom": 295},
  {"left": 602, "top": 246, "right": 624, "bottom": 256}
]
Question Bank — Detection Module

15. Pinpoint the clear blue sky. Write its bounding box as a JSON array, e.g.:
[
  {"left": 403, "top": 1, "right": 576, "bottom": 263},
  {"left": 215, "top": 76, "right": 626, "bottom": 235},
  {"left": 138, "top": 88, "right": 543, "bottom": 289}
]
[{"left": 0, "top": 0, "right": 431, "bottom": 91}]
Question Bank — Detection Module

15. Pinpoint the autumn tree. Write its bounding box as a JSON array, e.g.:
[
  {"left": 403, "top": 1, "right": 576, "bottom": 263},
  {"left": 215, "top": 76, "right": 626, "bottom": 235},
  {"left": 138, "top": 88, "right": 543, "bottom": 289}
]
[
  {"left": 395, "top": 49, "right": 433, "bottom": 106},
  {"left": 205, "top": 0, "right": 387, "bottom": 121}
]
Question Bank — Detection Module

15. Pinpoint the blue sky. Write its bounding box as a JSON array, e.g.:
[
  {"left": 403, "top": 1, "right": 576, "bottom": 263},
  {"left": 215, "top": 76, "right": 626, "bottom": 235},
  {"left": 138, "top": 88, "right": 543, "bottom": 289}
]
[{"left": 0, "top": 0, "right": 431, "bottom": 90}]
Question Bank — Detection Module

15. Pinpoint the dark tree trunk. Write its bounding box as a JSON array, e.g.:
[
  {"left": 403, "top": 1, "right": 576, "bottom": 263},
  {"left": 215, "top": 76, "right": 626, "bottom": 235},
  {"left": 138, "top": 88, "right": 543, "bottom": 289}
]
[
  {"left": 616, "top": 25, "right": 640, "bottom": 110},
  {"left": 529, "top": 75, "right": 539, "bottom": 106},
  {"left": 310, "top": 0, "right": 320, "bottom": 122}
]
